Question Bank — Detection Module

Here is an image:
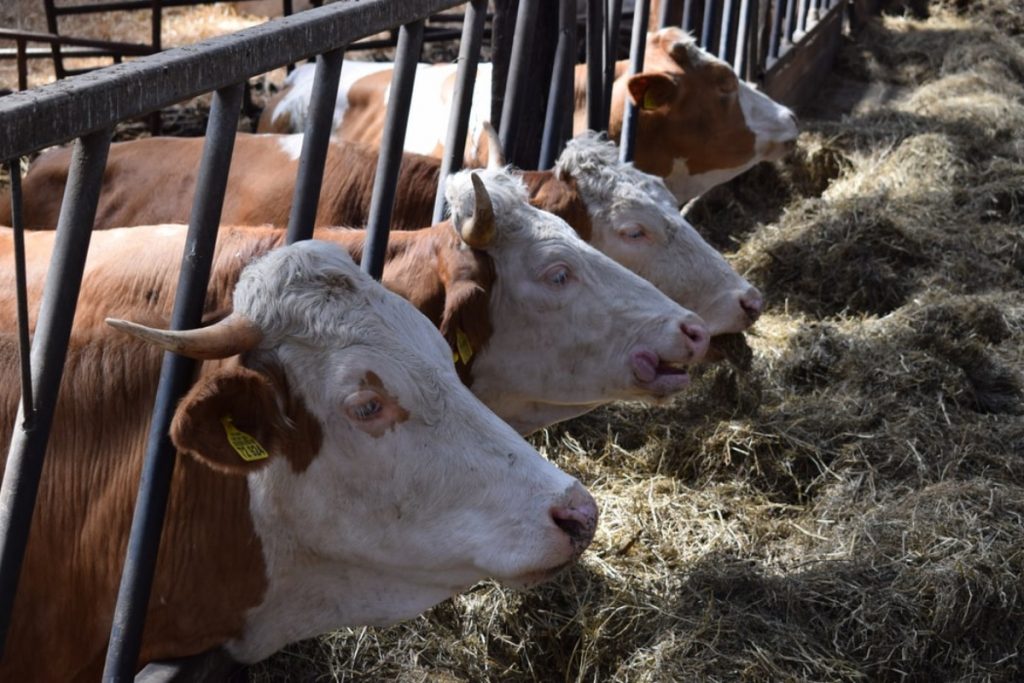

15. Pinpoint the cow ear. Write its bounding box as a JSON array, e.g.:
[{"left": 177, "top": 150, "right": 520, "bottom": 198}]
[
  {"left": 440, "top": 279, "right": 493, "bottom": 375},
  {"left": 171, "top": 367, "right": 287, "bottom": 475},
  {"left": 627, "top": 73, "right": 678, "bottom": 111}
]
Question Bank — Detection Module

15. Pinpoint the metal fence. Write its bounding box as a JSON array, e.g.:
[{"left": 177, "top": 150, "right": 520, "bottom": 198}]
[{"left": 0, "top": 0, "right": 848, "bottom": 677}]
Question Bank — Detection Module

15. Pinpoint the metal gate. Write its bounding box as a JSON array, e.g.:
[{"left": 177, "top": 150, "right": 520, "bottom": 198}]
[{"left": 0, "top": 0, "right": 849, "bottom": 678}]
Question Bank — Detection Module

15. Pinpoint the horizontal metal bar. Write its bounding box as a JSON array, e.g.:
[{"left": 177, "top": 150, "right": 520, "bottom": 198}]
[
  {"left": 44, "top": 0, "right": 256, "bottom": 14},
  {"left": 0, "top": 46, "right": 146, "bottom": 59},
  {"left": 0, "top": 28, "right": 153, "bottom": 53},
  {"left": 0, "top": 0, "right": 462, "bottom": 161}
]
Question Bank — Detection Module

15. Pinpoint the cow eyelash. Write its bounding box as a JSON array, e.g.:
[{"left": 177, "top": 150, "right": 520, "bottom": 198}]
[
  {"left": 352, "top": 399, "right": 383, "bottom": 421},
  {"left": 544, "top": 265, "right": 571, "bottom": 286}
]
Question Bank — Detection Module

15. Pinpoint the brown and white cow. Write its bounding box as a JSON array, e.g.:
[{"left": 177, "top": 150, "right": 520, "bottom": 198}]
[
  {"left": 0, "top": 240, "right": 598, "bottom": 681},
  {"left": 258, "top": 27, "right": 798, "bottom": 204},
  {"left": 0, "top": 169, "right": 708, "bottom": 435},
  {"left": 4, "top": 132, "right": 762, "bottom": 337}
]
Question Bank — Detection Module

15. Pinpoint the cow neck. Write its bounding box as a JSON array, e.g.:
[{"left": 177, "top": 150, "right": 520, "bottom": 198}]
[
  {"left": 0, "top": 340, "right": 268, "bottom": 680},
  {"left": 143, "top": 358, "right": 270, "bottom": 662},
  {"left": 521, "top": 170, "right": 594, "bottom": 243},
  {"left": 318, "top": 140, "right": 441, "bottom": 230}
]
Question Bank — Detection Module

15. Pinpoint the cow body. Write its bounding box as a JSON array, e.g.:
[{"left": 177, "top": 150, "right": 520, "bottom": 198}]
[
  {"left": 258, "top": 27, "right": 798, "bottom": 203},
  {"left": 0, "top": 169, "right": 708, "bottom": 435},
  {"left": 0, "top": 240, "right": 597, "bottom": 680},
  {"left": 4, "top": 134, "right": 762, "bottom": 337}
]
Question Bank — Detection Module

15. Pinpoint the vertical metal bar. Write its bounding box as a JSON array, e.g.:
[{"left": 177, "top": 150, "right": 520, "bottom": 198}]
[
  {"left": 151, "top": 0, "right": 163, "bottom": 53},
  {"left": 795, "top": 0, "right": 809, "bottom": 36},
  {"left": 6, "top": 161, "right": 33, "bottom": 428},
  {"left": 658, "top": 0, "right": 675, "bottom": 28},
  {"left": 489, "top": 0, "right": 517, "bottom": 131},
  {"left": 101, "top": 82, "right": 244, "bottom": 681},
  {"left": 718, "top": 0, "right": 735, "bottom": 61},
  {"left": 539, "top": 0, "right": 577, "bottom": 170},
  {"left": 782, "top": 0, "right": 796, "bottom": 46},
  {"left": 286, "top": 48, "right": 344, "bottom": 244},
  {"left": 768, "top": 0, "right": 785, "bottom": 59},
  {"left": 586, "top": 0, "right": 604, "bottom": 131},
  {"left": 15, "top": 40, "right": 27, "bottom": 91},
  {"left": 362, "top": 21, "right": 424, "bottom": 281},
  {"left": 433, "top": 0, "right": 487, "bottom": 223},
  {"left": 602, "top": 0, "right": 623, "bottom": 132},
  {"left": 42, "top": 0, "right": 65, "bottom": 79},
  {"left": 0, "top": 129, "right": 111, "bottom": 656},
  {"left": 619, "top": 0, "right": 650, "bottom": 163},
  {"left": 497, "top": 0, "right": 539, "bottom": 166},
  {"left": 701, "top": 0, "right": 716, "bottom": 49},
  {"left": 681, "top": 0, "right": 695, "bottom": 32},
  {"left": 734, "top": 0, "right": 752, "bottom": 74}
]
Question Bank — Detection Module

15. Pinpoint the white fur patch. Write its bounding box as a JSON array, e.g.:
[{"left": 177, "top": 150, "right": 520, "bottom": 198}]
[
  {"left": 738, "top": 82, "right": 798, "bottom": 144},
  {"left": 274, "top": 133, "right": 305, "bottom": 161}
]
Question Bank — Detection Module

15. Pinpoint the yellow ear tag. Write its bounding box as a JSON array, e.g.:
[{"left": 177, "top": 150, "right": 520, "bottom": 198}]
[
  {"left": 220, "top": 416, "right": 269, "bottom": 462},
  {"left": 455, "top": 327, "right": 474, "bottom": 365},
  {"left": 642, "top": 90, "right": 660, "bottom": 110}
]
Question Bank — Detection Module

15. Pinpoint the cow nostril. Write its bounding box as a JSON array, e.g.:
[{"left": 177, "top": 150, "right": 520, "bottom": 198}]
[
  {"left": 550, "top": 494, "right": 598, "bottom": 551},
  {"left": 552, "top": 512, "right": 587, "bottom": 540},
  {"left": 740, "top": 290, "right": 764, "bottom": 322},
  {"left": 680, "top": 321, "right": 709, "bottom": 355}
]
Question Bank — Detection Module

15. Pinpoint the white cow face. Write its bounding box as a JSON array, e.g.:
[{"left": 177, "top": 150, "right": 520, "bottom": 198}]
[
  {"left": 446, "top": 170, "right": 710, "bottom": 435},
  {"left": 557, "top": 134, "right": 764, "bottom": 336},
  {"left": 131, "top": 242, "right": 597, "bottom": 663}
]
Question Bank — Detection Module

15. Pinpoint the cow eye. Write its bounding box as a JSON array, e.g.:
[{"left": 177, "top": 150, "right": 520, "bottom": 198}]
[
  {"left": 345, "top": 392, "right": 384, "bottom": 421},
  {"left": 353, "top": 400, "right": 382, "bottom": 420},
  {"left": 621, "top": 226, "right": 648, "bottom": 241},
  {"left": 544, "top": 264, "right": 571, "bottom": 286}
]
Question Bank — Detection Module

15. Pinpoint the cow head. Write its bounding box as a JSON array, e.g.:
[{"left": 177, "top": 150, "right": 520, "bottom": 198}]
[
  {"left": 554, "top": 133, "right": 763, "bottom": 337},
  {"left": 445, "top": 170, "right": 709, "bottom": 434},
  {"left": 611, "top": 27, "right": 798, "bottom": 204},
  {"left": 108, "top": 241, "right": 597, "bottom": 663}
]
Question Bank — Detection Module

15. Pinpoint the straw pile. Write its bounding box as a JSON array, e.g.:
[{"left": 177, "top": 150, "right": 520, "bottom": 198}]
[{"left": 249, "top": 3, "right": 1022, "bottom": 680}]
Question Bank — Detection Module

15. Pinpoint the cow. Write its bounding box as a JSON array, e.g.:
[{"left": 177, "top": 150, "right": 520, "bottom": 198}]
[
  {"left": 0, "top": 239, "right": 599, "bottom": 681},
  {"left": 3, "top": 132, "right": 762, "bottom": 338},
  {"left": 0, "top": 169, "right": 708, "bottom": 435},
  {"left": 257, "top": 27, "right": 799, "bottom": 204}
]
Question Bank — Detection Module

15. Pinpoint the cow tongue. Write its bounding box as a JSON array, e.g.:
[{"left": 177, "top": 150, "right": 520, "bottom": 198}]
[{"left": 631, "top": 350, "right": 659, "bottom": 383}]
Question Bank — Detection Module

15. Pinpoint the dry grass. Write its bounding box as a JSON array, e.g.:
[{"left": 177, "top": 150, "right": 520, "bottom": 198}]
[{"left": 244, "top": 3, "right": 1024, "bottom": 682}]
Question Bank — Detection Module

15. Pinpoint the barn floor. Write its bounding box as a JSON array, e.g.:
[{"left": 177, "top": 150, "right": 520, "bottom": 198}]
[{"left": 3, "top": 0, "right": 1023, "bottom": 680}]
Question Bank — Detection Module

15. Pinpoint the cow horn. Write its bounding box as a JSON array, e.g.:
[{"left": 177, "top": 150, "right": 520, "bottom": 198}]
[
  {"left": 459, "top": 172, "right": 496, "bottom": 249},
  {"left": 106, "top": 312, "right": 263, "bottom": 360},
  {"left": 482, "top": 121, "right": 506, "bottom": 169}
]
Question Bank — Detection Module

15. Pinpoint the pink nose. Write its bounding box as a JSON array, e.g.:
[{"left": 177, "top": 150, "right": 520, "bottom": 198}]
[
  {"left": 550, "top": 483, "right": 598, "bottom": 556},
  {"left": 740, "top": 287, "right": 764, "bottom": 323},
  {"left": 680, "top": 319, "right": 709, "bottom": 361}
]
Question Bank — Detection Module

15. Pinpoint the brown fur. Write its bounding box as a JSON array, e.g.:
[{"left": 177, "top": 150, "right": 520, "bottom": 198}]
[
  {"left": 604, "top": 33, "right": 756, "bottom": 178},
  {"left": 0, "top": 334, "right": 267, "bottom": 681}
]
